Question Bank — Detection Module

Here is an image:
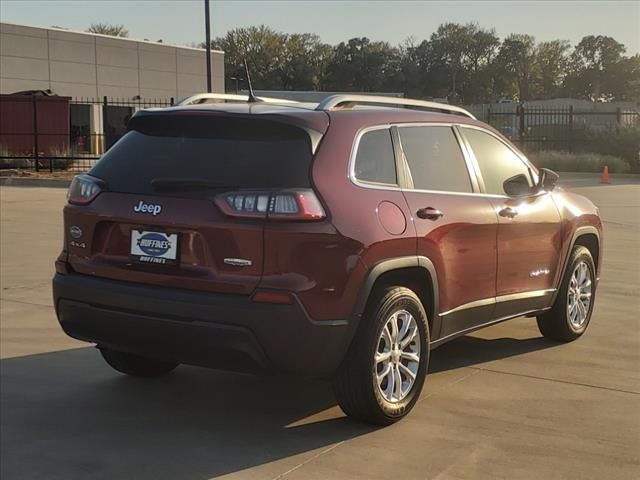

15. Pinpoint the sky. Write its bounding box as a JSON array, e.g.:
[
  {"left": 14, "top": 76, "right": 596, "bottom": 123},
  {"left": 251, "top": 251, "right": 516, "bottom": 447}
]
[{"left": 1, "top": 0, "right": 639, "bottom": 54}]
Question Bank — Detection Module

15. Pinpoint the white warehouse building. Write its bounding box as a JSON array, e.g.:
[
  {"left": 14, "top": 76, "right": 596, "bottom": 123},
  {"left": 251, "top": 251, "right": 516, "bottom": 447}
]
[
  {"left": 0, "top": 22, "right": 225, "bottom": 155},
  {"left": 0, "top": 21, "right": 224, "bottom": 99}
]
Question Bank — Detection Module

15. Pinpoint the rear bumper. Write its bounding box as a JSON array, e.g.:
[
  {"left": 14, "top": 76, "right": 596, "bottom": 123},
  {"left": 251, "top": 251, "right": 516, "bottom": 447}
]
[{"left": 52, "top": 273, "right": 355, "bottom": 377}]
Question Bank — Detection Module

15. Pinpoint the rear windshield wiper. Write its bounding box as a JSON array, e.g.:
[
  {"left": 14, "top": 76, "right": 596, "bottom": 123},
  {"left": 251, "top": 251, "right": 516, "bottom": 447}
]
[{"left": 151, "top": 178, "right": 237, "bottom": 191}]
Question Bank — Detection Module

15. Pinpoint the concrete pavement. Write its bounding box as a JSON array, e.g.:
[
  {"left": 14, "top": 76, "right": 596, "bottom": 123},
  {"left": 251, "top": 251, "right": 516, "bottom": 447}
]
[{"left": 1, "top": 183, "right": 639, "bottom": 479}]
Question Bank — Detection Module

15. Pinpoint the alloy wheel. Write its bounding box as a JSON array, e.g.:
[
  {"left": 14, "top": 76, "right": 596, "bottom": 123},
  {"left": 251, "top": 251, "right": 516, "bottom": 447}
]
[
  {"left": 374, "top": 310, "right": 421, "bottom": 403},
  {"left": 567, "top": 261, "right": 592, "bottom": 329}
]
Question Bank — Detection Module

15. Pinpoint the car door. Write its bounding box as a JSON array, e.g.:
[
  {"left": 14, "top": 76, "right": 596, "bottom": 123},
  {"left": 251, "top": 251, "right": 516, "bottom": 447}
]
[
  {"left": 394, "top": 125, "right": 499, "bottom": 340},
  {"left": 460, "top": 126, "right": 562, "bottom": 319}
]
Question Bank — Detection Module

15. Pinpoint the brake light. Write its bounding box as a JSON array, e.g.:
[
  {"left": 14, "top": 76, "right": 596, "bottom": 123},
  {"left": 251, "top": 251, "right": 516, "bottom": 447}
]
[
  {"left": 67, "top": 175, "right": 104, "bottom": 205},
  {"left": 215, "top": 189, "right": 325, "bottom": 221}
]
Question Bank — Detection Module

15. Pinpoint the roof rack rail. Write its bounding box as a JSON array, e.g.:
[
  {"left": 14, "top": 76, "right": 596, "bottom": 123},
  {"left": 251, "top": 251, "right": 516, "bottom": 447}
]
[
  {"left": 315, "top": 94, "right": 476, "bottom": 119},
  {"left": 177, "top": 93, "right": 297, "bottom": 106}
]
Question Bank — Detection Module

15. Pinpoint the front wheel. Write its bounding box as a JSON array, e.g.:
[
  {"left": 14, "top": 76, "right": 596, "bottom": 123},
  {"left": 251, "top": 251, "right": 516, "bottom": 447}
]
[
  {"left": 333, "top": 286, "right": 430, "bottom": 425},
  {"left": 99, "top": 347, "right": 179, "bottom": 378},
  {"left": 537, "top": 245, "right": 596, "bottom": 342}
]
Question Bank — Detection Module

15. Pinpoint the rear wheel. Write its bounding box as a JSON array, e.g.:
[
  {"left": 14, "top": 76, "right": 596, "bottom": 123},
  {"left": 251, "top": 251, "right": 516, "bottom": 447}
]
[
  {"left": 333, "top": 286, "right": 430, "bottom": 425},
  {"left": 99, "top": 348, "right": 178, "bottom": 378},
  {"left": 537, "top": 245, "right": 596, "bottom": 342}
]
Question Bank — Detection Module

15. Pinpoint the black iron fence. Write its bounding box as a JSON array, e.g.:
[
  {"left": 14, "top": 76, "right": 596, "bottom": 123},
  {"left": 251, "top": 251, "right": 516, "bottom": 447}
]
[
  {"left": 2, "top": 97, "right": 639, "bottom": 173},
  {"left": 0, "top": 96, "right": 174, "bottom": 173},
  {"left": 484, "top": 105, "right": 639, "bottom": 152}
]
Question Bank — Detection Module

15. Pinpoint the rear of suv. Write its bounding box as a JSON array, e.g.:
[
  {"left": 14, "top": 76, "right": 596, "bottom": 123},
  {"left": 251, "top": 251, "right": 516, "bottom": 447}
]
[{"left": 53, "top": 94, "right": 602, "bottom": 425}]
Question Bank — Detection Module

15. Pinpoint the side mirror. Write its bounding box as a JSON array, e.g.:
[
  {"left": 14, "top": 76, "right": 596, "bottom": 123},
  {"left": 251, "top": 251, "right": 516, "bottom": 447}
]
[
  {"left": 537, "top": 168, "right": 559, "bottom": 192},
  {"left": 503, "top": 173, "right": 532, "bottom": 197}
]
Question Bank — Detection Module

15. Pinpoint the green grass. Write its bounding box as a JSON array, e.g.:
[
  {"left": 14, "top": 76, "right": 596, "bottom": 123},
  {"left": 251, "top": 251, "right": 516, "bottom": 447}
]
[{"left": 528, "top": 151, "right": 631, "bottom": 174}]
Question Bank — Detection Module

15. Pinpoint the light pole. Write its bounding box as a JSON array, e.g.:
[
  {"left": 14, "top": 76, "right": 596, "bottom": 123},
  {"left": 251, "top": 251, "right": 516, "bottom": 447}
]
[{"left": 204, "top": 0, "right": 212, "bottom": 93}]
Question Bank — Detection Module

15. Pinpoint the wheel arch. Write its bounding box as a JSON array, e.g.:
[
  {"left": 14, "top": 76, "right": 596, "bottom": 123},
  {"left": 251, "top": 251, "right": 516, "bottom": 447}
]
[
  {"left": 551, "top": 226, "right": 601, "bottom": 305},
  {"left": 574, "top": 232, "right": 600, "bottom": 277},
  {"left": 352, "top": 256, "right": 441, "bottom": 335}
]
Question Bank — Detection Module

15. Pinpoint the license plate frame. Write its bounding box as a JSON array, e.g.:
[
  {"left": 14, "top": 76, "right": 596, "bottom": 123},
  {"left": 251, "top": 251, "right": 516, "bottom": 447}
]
[{"left": 130, "top": 229, "right": 179, "bottom": 266}]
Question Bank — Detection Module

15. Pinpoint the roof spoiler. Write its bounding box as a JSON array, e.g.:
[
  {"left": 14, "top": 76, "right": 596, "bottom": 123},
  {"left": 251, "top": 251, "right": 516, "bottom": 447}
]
[{"left": 315, "top": 94, "right": 476, "bottom": 119}]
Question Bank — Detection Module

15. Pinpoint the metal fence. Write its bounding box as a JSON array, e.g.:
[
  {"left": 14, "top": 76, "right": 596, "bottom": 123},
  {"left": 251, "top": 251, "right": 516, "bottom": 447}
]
[
  {"left": 483, "top": 105, "right": 639, "bottom": 152},
  {"left": 0, "top": 96, "right": 173, "bottom": 173},
  {"left": 2, "top": 97, "right": 639, "bottom": 173}
]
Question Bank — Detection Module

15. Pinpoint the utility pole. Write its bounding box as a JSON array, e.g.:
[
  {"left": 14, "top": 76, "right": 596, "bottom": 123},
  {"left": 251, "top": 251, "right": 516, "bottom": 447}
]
[{"left": 204, "top": 0, "right": 212, "bottom": 92}]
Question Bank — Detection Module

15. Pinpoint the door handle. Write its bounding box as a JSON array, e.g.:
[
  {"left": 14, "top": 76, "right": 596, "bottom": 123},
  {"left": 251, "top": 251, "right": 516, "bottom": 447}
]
[
  {"left": 416, "top": 207, "right": 444, "bottom": 220},
  {"left": 499, "top": 207, "right": 518, "bottom": 218}
]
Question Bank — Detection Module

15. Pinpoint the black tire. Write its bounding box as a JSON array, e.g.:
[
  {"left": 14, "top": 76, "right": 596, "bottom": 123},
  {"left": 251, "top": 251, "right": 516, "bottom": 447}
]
[
  {"left": 537, "top": 245, "right": 596, "bottom": 342},
  {"left": 99, "top": 348, "right": 178, "bottom": 378},
  {"left": 333, "top": 286, "right": 430, "bottom": 426}
]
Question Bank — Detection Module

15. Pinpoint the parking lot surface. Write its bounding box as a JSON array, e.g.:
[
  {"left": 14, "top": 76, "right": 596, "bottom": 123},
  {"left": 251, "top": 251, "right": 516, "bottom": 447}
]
[{"left": 1, "top": 179, "right": 639, "bottom": 480}]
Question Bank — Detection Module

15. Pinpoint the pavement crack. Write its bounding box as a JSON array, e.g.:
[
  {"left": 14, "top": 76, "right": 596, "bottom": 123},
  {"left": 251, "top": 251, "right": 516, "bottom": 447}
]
[
  {"left": 270, "top": 441, "right": 346, "bottom": 480},
  {"left": 0, "top": 297, "right": 53, "bottom": 308},
  {"left": 418, "top": 368, "right": 483, "bottom": 405},
  {"left": 469, "top": 366, "right": 640, "bottom": 395},
  {"left": 269, "top": 370, "right": 483, "bottom": 479}
]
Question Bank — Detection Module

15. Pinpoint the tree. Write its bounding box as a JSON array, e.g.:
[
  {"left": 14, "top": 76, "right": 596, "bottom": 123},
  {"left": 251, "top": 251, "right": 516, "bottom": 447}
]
[
  {"left": 565, "top": 35, "right": 627, "bottom": 100},
  {"left": 607, "top": 54, "right": 640, "bottom": 101},
  {"left": 324, "top": 37, "right": 400, "bottom": 92},
  {"left": 427, "top": 23, "right": 474, "bottom": 102},
  {"left": 423, "top": 23, "right": 499, "bottom": 103},
  {"left": 535, "top": 40, "right": 571, "bottom": 98},
  {"left": 211, "top": 25, "right": 287, "bottom": 91},
  {"left": 397, "top": 37, "right": 426, "bottom": 98},
  {"left": 86, "top": 23, "right": 129, "bottom": 37},
  {"left": 463, "top": 27, "right": 500, "bottom": 103},
  {"left": 196, "top": 23, "right": 638, "bottom": 102},
  {"left": 496, "top": 34, "right": 538, "bottom": 101},
  {"left": 277, "top": 34, "right": 333, "bottom": 90}
]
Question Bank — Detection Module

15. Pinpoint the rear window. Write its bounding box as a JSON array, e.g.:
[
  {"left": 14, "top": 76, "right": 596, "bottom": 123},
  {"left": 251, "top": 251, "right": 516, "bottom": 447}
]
[
  {"left": 353, "top": 128, "right": 397, "bottom": 185},
  {"left": 89, "top": 115, "right": 313, "bottom": 194}
]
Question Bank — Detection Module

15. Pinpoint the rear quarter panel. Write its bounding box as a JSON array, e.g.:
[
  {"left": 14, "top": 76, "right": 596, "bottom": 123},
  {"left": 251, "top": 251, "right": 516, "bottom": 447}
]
[{"left": 261, "top": 114, "right": 417, "bottom": 321}]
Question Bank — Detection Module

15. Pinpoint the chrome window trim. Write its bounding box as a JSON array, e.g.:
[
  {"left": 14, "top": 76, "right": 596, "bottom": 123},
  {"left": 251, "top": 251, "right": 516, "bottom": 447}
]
[
  {"left": 394, "top": 123, "right": 478, "bottom": 194},
  {"left": 458, "top": 124, "right": 540, "bottom": 193},
  {"left": 348, "top": 122, "right": 542, "bottom": 199},
  {"left": 439, "top": 288, "right": 556, "bottom": 317},
  {"left": 349, "top": 122, "right": 483, "bottom": 195},
  {"left": 349, "top": 124, "right": 403, "bottom": 190}
]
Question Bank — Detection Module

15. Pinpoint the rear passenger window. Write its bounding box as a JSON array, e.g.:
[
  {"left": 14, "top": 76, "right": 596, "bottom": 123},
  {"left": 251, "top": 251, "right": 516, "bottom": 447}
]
[
  {"left": 399, "top": 126, "right": 472, "bottom": 193},
  {"left": 354, "top": 129, "right": 397, "bottom": 185}
]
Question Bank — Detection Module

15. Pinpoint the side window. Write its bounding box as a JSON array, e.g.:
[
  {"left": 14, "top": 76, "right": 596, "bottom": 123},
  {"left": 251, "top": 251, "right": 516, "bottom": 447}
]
[
  {"left": 354, "top": 128, "right": 397, "bottom": 185},
  {"left": 462, "top": 128, "right": 532, "bottom": 196},
  {"left": 398, "top": 126, "right": 472, "bottom": 193}
]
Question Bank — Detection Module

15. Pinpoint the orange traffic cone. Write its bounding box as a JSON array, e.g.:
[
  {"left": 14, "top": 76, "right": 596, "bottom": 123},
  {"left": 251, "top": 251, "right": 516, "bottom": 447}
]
[{"left": 601, "top": 165, "right": 610, "bottom": 184}]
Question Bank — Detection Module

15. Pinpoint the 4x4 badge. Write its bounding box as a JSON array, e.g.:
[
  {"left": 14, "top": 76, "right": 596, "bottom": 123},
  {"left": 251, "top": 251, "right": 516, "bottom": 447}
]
[{"left": 133, "top": 201, "right": 162, "bottom": 216}]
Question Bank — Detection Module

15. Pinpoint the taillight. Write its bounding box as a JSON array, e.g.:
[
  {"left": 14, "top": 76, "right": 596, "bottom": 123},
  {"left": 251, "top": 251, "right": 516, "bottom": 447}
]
[
  {"left": 67, "top": 175, "right": 104, "bottom": 205},
  {"left": 215, "top": 189, "right": 325, "bottom": 221}
]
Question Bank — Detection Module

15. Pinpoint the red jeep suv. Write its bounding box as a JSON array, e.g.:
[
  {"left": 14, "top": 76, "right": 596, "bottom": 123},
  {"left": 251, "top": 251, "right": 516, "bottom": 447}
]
[{"left": 53, "top": 94, "right": 602, "bottom": 425}]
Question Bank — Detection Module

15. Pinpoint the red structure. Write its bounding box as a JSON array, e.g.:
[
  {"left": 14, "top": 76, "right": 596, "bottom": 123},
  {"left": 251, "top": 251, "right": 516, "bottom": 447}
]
[{"left": 0, "top": 93, "right": 70, "bottom": 156}]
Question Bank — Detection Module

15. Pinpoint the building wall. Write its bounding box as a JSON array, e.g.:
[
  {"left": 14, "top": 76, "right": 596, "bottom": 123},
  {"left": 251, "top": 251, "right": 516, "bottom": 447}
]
[{"left": 0, "top": 22, "right": 224, "bottom": 100}]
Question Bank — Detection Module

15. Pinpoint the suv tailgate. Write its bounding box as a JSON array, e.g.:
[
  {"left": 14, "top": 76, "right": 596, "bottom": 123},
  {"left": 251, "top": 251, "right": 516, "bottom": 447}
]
[{"left": 65, "top": 113, "right": 323, "bottom": 295}]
